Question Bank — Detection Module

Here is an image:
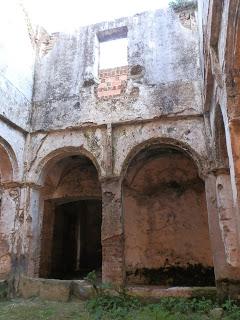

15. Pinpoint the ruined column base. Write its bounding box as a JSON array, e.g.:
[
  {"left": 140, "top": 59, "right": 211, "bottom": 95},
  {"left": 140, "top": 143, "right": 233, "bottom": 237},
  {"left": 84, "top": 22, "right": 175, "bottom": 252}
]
[
  {"left": 216, "top": 279, "right": 240, "bottom": 301},
  {"left": 102, "top": 235, "right": 125, "bottom": 285}
]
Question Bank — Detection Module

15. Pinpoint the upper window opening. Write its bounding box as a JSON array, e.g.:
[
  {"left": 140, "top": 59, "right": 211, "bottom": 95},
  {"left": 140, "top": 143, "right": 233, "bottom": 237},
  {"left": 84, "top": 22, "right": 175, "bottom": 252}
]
[
  {"left": 99, "top": 38, "right": 128, "bottom": 69},
  {"left": 98, "top": 26, "right": 128, "bottom": 70},
  {"left": 96, "top": 27, "right": 128, "bottom": 99}
]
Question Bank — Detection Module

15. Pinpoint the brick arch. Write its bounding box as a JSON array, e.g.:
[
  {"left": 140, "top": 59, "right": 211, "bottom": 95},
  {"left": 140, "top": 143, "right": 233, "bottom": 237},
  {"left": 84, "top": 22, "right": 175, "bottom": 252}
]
[
  {"left": 35, "top": 146, "right": 102, "bottom": 186},
  {"left": 120, "top": 137, "right": 207, "bottom": 182}
]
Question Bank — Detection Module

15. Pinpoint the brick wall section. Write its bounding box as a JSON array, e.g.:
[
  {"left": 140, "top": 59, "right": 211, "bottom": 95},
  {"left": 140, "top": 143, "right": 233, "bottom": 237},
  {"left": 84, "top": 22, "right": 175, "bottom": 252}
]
[{"left": 97, "top": 66, "right": 128, "bottom": 99}]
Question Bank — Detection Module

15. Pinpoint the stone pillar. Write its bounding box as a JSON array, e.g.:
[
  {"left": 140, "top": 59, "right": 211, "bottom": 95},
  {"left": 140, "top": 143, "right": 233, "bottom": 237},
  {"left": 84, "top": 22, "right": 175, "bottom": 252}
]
[
  {"left": 205, "top": 172, "right": 240, "bottom": 300},
  {"left": 0, "top": 183, "right": 37, "bottom": 295},
  {"left": 101, "top": 177, "right": 124, "bottom": 285},
  {"left": 228, "top": 119, "right": 240, "bottom": 220},
  {"left": 3, "top": 184, "right": 43, "bottom": 281},
  {"left": 26, "top": 186, "right": 43, "bottom": 277},
  {"left": 0, "top": 184, "right": 20, "bottom": 280},
  {"left": 39, "top": 199, "right": 55, "bottom": 277},
  {"left": 215, "top": 172, "right": 239, "bottom": 267}
]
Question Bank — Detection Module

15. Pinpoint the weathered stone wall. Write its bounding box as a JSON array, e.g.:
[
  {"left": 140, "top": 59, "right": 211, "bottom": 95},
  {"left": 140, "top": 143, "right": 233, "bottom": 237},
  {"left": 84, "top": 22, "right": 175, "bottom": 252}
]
[
  {"left": 31, "top": 8, "right": 201, "bottom": 131},
  {"left": 0, "top": 1, "right": 36, "bottom": 285},
  {"left": 2, "top": 0, "right": 240, "bottom": 300},
  {"left": 19, "top": 6, "right": 211, "bottom": 288}
]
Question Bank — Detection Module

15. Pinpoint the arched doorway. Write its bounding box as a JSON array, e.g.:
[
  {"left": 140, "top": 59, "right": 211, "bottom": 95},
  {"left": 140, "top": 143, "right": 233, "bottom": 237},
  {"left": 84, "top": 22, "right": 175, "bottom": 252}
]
[
  {"left": 123, "top": 144, "right": 215, "bottom": 286},
  {"left": 39, "top": 154, "right": 102, "bottom": 280}
]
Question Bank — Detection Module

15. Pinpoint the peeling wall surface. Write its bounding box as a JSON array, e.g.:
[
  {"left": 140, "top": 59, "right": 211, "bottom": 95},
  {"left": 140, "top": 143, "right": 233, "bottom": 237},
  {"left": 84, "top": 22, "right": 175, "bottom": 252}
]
[
  {"left": 1, "top": 0, "right": 240, "bottom": 299},
  {"left": 31, "top": 9, "right": 201, "bottom": 131},
  {"left": 0, "top": 1, "right": 35, "bottom": 280}
]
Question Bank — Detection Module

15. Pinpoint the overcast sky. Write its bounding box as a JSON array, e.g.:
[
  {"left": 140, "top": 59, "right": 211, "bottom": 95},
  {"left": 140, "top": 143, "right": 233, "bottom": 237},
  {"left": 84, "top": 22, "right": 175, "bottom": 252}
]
[{"left": 22, "top": 0, "right": 170, "bottom": 32}]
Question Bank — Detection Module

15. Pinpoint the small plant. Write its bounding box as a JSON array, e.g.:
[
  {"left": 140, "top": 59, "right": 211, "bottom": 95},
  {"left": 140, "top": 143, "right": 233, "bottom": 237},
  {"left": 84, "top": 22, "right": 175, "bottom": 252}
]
[
  {"left": 169, "top": 0, "right": 197, "bottom": 11},
  {"left": 84, "top": 271, "right": 99, "bottom": 294},
  {"left": 86, "top": 293, "right": 141, "bottom": 319},
  {"left": 85, "top": 271, "right": 141, "bottom": 319},
  {"left": 84, "top": 270, "right": 113, "bottom": 296}
]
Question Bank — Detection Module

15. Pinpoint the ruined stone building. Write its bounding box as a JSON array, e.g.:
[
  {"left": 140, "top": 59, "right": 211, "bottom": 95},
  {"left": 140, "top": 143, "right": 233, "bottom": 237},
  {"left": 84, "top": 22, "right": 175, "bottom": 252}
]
[{"left": 0, "top": 0, "right": 240, "bottom": 300}]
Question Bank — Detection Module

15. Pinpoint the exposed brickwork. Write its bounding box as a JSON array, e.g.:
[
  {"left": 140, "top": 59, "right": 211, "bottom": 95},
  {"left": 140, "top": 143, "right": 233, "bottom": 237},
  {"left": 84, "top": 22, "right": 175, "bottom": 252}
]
[{"left": 97, "top": 66, "right": 128, "bottom": 99}]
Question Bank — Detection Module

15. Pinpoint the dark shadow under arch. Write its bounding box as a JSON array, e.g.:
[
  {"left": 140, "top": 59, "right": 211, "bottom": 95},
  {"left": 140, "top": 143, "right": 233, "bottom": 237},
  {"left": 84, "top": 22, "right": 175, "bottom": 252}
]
[
  {"left": 36, "top": 146, "right": 102, "bottom": 186},
  {"left": 120, "top": 138, "right": 206, "bottom": 182}
]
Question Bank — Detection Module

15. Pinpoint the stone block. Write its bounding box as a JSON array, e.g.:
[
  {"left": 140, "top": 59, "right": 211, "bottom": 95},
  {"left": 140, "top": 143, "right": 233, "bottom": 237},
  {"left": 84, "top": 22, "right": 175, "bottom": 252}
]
[
  {"left": 19, "top": 277, "right": 71, "bottom": 302},
  {"left": 71, "top": 280, "right": 94, "bottom": 300},
  {"left": 19, "top": 276, "right": 40, "bottom": 299},
  {"left": 39, "top": 279, "right": 71, "bottom": 302}
]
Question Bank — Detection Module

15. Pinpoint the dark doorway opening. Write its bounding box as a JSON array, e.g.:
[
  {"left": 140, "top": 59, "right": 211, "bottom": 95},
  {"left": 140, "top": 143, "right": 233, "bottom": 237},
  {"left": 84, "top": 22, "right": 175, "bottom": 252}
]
[{"left": 50, "top": 199, "right": 102, "bottom": 279}]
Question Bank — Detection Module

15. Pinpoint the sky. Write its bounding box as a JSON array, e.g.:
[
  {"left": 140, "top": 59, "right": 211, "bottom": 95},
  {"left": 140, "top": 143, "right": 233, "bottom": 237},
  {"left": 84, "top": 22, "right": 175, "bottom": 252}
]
[
  {"left": 19, "top": 0, "right": 171, "bottom": 68},
  {"left": 100, "top": 39, "right": 128, "bottom": 69},
  {"left": 22, "top": 0, "right": 171, "bottom": 32}
]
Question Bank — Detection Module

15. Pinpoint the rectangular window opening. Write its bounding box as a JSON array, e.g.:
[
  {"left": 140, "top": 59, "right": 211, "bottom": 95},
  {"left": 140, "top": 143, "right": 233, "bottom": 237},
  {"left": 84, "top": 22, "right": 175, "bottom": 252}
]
[
  {"left": 98, "top": 27, "right": 128, "bottom": 70},
  {"left": 96, "top": 27, "right": 128, "bottom": 99}
]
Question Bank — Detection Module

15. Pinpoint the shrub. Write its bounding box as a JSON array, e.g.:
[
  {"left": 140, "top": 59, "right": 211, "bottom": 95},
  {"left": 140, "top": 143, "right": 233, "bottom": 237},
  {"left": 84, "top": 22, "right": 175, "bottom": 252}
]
[
  {"left": 169, "top": 0, "right": 197, "bottom": 11},
  {"left": 86, "top": 293, "right": 141, "bottom": 319},
  {"left": 85, "top": 271, "right": 141, "bottom": 319}
]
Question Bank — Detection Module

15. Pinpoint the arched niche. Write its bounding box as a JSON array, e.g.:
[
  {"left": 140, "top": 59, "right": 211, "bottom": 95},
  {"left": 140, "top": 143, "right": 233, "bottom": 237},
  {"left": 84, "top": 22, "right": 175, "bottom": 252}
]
[
  {"left": 122, "top": 143, "right": 215, "bottom": 286},
  {"left": 38, "top": 151, "right": 102, "bottom": 280}
]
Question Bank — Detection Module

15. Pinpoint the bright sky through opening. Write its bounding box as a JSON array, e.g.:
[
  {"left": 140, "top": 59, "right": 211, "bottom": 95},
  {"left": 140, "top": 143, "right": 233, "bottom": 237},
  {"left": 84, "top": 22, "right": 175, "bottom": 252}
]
[
  {"left": 22, "top": 0, "right": 170, "bottom": 32},
  {"left": 100, "top": 39, "right": 128, "bottom": 69}
]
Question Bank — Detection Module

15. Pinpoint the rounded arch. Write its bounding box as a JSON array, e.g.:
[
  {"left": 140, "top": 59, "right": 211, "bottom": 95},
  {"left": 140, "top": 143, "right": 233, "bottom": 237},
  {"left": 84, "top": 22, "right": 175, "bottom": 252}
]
[
  {"left": 122, "top": 137, "right": 215, "bottom": 286},
  {"left": 0, "top": 137, "right": 18, "bottom": 182},
  {"left": 37, "top": 146, "right": 103, "bottom": 280},
  {"left": 120, "top": 137, "right": 206, "bottom": 181},
  {"left": 35, "top": 146, "right": 102, "bottom": 186}
]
